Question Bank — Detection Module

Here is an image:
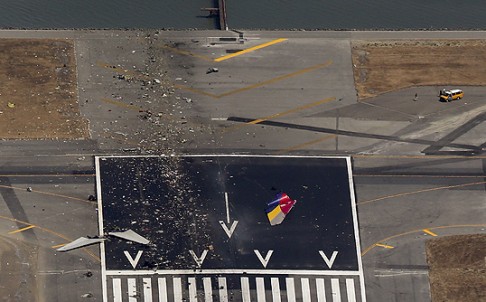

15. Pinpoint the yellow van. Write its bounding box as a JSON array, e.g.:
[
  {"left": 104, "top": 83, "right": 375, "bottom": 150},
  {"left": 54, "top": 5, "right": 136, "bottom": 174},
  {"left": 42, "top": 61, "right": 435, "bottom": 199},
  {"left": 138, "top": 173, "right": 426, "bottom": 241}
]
[{"left": 439, "top": 89, "right": 464, "bottom": 102}]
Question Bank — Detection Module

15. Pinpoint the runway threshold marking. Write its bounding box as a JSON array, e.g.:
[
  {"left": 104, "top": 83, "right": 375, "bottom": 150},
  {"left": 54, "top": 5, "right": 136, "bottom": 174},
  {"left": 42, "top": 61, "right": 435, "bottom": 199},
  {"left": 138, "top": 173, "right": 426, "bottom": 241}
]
[
  {"left": 358, "top": 181, "right": 486, "bottom": 205},
  {"left": 361, "top": 224, "right": 486, "bottom": 256},
  {"left": 214, "top": 38, "right": 288, "bottom": 62},
  {"left": 8, "top": 225, "right": 35, "bottom": 234},
  {"left": 275, "top": 134, "right": 336, "bottom": 153},
  {"left": 224, "top": 96, "right": 335, "bottom": 133},
  {"left": 423, "top": 229, "right": 438, "bottom": 236},
  {"left": 175, "top": 61, "right": 332, "bottom": 99}
]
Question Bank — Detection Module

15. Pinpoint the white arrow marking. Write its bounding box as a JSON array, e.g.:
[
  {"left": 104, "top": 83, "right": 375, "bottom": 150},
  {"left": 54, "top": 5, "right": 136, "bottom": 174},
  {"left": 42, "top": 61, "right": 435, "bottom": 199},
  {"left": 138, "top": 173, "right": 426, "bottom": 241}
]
[
  {"left": 189, "top": 250, "right": 208, "bottom": 268},
  {"left": 219, "top": 192, "right": 239, "bottom": 238},
  {"left": 219, "top": 220, "right": 239, "bottom": 238},
  {"left": 225, "top": 192, "right": 230, "bottom": 224},
  {"left": 319, "top": 250, "right": 338, "bottom": 269},
  {"left": 124, "top": 250, "right": 143, "bottom": 269},
  {"left": 254, "top": 250, "right": 273, "bottom": 268}
]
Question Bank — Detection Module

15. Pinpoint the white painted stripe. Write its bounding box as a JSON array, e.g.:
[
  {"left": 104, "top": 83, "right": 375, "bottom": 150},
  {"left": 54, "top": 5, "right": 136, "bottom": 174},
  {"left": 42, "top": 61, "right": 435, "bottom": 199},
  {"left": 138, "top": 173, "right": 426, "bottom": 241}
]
[
  {"left": 188, "top": 277, "right": 197, "bottom": 302},
  {"left": 113, "top": 278, "right": 122, "bottom": 302},
  {"left": 143, "top": 278, "right": 153, "bottom": 302},
  {"left": 301, "top": 278, "right": 311, "bottom": 302},
  {"left": 173, "top": 277, "right": 183, "bottom": 302},
  {"left": 95, "top": 157, "right": 108, "bottom": 302},
  {"left": 331, "top": 278, "right": 341, "bottom": 302},
  {"left": 346, "top": 279, "right": 356, "bottom": 302},
  {"left": 256, "top": 277, "right": 266, "bottom": 302},
  {"left": 211, "top": 117, "right": 228, "bottom": 121},
  {"left": 203, "top": 277, "right": 213, "bottom": 302},
  {"left": 218, "top": 277, "right": 228, "bottom": 302},
  {"left": 128, "top": 278, "right": 137, "bottom": 302},
  {"left": 105, "top": 269, "right": 361, "bottom": 276},
  {"left": 241, "top": 277, "right": 251, "bottom": 302},
  {"left": 316, "top": 278, "right": 326, "bottom": 302},
  {"left": 346, "top": 156, "right": 366, "bottom": 302},
  {"left": 271, "top": 278, "right": 281, "bottom": 302},
  {"left": 285, "top": 278, "right": 296, "bottom": 302},
  {"left": 158, "top": 278, "right": 168, "bottom": 302}
]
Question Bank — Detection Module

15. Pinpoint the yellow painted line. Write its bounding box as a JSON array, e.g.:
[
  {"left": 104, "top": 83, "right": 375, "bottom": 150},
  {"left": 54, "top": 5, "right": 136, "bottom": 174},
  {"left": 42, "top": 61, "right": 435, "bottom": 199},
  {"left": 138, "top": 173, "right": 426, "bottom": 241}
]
[
  {"left": 101, "top": 98, "right": 142, "bottom": 111},
  {"left": 51, "top": 243, "right": 66, "bottom": 249},
  {"left": 173, "top": 61, "right": 332, "bottom": 99},
  {"left": 8, "top": 225, "right": 35, "bottom": 234},
  {"left": 0, "top": 184, "right": 92, "bottom": 204},
  {"left": 361, "top": 224, "right": 486, "bottom": 256},
  {"left": 359, "top": 181, "right": 486, "bottom": 205},
  {"left": 250, "top": 97, "right": 336, "bottom": 125},
  {"left": 225, "top": 96, "right": 335, "bottom": 133},
  {"left": 0, "top": 174, "right": 94, "bottom": 177},
  {"left": 423, "top": 229, "right": 438, "bottom": 236},
  {"left": 173, "top": 84, "right": 220, "bottom": 98},
  {"left": 352, "top": 154, "right": 486, "bottom": 159},
  {"left": 355, "top": 174, "right": 484, "bottom": 178},
  {"left": 375, "top": 243, "right": 394, "bottom": 249},
  {"left": 96, "top": 62, "right": 150, "bottom": 79},
  {"left": 276, "top": 135, "right": 336, "bottom": 154},
  {"left": 217, "top": 60, "right": 332, "bottom": 98},
  {"left": 161, "top": 45, "right": 213, "bottom": 61},
  {"left": 0, "top": 214, "right": 100, "bottom": 262},
  {"left": 214, "top": 38, "right": 288, "bottom": 62}
]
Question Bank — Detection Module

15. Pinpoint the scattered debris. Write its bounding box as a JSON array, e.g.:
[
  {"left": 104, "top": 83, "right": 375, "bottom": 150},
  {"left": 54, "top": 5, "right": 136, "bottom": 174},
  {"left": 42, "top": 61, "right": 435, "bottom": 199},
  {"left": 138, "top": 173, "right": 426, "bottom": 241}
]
[
  {"left": 206, "top": 67, "right": 219, "bottom": 74},
  {"left": 7, "top": 102, "right": 15, "bottom": 108},
  {"left": 88, "top": 195, "right": 97, "bottom": 201},
  {"left": 26, "top": 187, "right": 32, "bottom": 192}
]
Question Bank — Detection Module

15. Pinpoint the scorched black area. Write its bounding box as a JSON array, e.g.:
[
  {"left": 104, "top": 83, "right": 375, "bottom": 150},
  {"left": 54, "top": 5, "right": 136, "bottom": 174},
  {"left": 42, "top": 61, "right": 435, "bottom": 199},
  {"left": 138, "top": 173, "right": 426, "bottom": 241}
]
[{"left": 97, "top": 156, "right": 359, "bottom": 271}]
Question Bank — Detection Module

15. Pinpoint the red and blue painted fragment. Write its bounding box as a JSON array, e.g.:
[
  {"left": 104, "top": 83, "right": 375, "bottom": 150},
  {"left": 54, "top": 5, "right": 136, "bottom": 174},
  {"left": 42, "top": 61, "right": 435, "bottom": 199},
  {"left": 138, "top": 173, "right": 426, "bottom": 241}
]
[{"left": 265, "top": 193, "right": 297, "bottom": 226}]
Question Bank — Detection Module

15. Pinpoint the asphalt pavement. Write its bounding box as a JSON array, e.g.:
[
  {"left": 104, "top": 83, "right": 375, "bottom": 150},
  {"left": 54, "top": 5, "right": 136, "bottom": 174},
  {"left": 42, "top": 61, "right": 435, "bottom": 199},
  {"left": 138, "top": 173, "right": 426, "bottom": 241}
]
[{"left": 0, "top": 30, "right": 484, "bottom": 301}]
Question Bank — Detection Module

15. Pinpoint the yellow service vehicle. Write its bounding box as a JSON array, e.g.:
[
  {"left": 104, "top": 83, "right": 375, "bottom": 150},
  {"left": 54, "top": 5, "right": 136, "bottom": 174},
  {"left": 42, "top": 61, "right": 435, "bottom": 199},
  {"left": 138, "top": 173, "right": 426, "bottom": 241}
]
[{"left": 439, "top": 89, "right": 464, "bottom": 102}]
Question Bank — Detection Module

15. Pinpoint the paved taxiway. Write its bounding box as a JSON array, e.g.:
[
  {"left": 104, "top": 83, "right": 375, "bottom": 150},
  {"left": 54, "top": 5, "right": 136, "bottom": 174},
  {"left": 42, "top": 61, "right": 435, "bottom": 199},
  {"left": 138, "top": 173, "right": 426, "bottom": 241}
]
[{"left": 0, "top": 30, "right": 484, "bottom": 301}]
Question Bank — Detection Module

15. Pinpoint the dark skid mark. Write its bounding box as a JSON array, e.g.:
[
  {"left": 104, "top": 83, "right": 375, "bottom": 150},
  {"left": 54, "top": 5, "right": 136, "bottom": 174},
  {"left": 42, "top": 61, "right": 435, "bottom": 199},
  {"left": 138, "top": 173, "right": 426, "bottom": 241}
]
[
  {"left": 227, "top": 117, "right": 482, "bottom": 152},
  {"left": 0, "top": 177, "right": 38, "bottom": 242},
  {"left": 422, "top": 112, "right": 486, "bottom": 154}
]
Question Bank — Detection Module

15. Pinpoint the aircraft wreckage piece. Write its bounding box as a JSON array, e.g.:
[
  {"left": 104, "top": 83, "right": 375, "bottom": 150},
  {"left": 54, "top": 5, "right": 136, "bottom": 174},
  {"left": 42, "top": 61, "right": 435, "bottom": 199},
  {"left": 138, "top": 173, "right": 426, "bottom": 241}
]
[
  {"left": 107, "top": 229, "right": 150, "bottom": 245},
  {"left": 266, "top": 192, "right": 297, "bottom": 226},
  {"left": 57, "top": 237, "right": 106, "bottom": 252},
  {"left": 57, "top": 230, "right": 149, "bottom": 252}
]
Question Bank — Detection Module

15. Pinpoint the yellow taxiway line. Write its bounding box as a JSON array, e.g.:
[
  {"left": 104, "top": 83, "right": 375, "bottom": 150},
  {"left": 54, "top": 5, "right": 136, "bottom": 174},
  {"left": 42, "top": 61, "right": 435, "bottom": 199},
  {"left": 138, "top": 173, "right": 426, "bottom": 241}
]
[
  {"left": 224, "top": 96, "right": 335, "bottom": 133},
  {"left": 214, "top": 38, "right": 288, "bottom": 62},
  {"left": 276, "top": 135, "right": 336, "bottom": 154},
  {"left": 423, "top": 229, "right": 438, "bottom": 236},
  {"left": 361, "top": 224, "right": 486, "bottom": 256},
  {"left": 375, "top": 243, "right": 394, "bottom": 249},
  {"left": 8, "top": 225, "right": 35, "bottom": 234},
  {"left": 359, "top": 181, "right": 486, "bottom": 206}
]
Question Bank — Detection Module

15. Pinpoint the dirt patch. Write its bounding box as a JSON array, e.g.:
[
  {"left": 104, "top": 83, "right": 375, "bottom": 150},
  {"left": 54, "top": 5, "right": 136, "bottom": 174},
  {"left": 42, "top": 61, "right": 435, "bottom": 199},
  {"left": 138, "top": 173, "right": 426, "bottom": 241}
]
[
  {"left": 351, "top": 40, "right": 486, "bottom": 100},
  {"left": 426, "top": 234, "right": 486, "bottom": 302},
  {"left": 0, "top": 39, "right": 88, "bottom": 139}
]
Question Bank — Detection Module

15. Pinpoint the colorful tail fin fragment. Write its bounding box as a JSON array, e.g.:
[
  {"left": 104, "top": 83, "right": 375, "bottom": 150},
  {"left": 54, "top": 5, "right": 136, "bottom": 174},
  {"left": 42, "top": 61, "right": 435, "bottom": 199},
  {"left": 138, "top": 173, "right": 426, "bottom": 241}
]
[{"left": 266, "top": 193, "right": 297, "bottom": 226}]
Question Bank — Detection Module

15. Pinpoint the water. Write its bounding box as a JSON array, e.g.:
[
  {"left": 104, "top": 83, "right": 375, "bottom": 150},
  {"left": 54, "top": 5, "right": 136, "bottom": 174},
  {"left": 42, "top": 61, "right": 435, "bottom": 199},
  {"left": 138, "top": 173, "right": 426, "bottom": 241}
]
[{"left": 1, "top": 0, "right": 486, "bottom": 30}]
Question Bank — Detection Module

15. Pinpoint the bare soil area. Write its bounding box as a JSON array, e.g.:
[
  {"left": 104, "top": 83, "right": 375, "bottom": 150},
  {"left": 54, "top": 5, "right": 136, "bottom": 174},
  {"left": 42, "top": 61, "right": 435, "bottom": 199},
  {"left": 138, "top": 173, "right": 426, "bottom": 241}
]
[
  {"left": 0, "top": 39, "right": 88, "bottom": 139},
  {"left": 351, "top": 40, "right": 486, "bottom": 100},
  {"left": 426, "top": 234, "right": 486, "bottom": 302}
]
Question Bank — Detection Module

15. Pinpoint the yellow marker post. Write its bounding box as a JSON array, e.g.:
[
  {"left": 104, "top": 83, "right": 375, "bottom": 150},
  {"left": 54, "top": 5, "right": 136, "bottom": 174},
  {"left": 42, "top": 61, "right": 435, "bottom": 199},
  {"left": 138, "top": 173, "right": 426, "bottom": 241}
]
[
  {"left": 9, "top": 225, "right": 35, "bottom": 234},
  {"left": 214, "top": 38, "right": 288, "bottom": 62},
  {"left": 423, "top": 229, "right": 438, "bottom": 236}
]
